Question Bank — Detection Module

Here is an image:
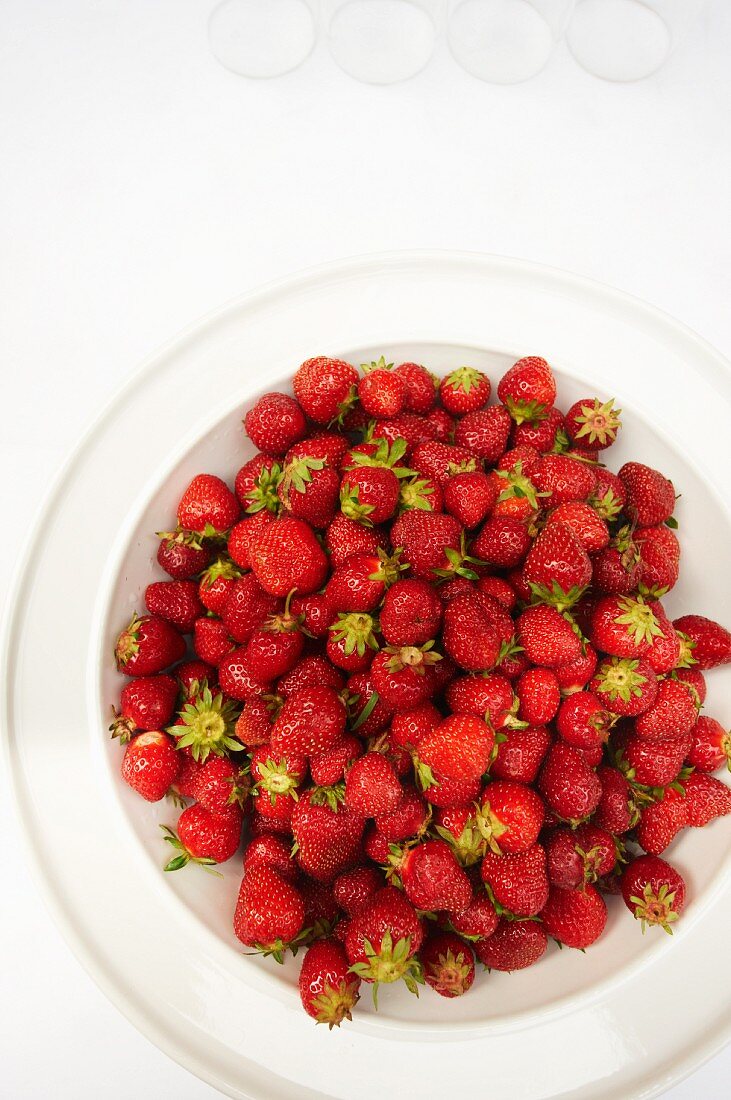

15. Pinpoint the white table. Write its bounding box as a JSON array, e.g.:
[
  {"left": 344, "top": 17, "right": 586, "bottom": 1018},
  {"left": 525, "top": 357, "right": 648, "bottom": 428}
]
[{"left": 1, "top": 2, "right": 730, "bottom": 1096}]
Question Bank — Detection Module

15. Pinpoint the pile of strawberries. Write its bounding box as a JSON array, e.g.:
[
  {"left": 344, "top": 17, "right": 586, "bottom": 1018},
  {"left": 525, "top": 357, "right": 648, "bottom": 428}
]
[{"left": 113, "top": 354, "right": 731, "bottom": 1026}]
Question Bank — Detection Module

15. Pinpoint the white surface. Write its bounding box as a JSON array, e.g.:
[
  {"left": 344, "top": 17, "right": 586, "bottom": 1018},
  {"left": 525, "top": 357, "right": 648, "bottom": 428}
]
[{"left": 1, "top": 1, "right": 730, "bottom": 1097}]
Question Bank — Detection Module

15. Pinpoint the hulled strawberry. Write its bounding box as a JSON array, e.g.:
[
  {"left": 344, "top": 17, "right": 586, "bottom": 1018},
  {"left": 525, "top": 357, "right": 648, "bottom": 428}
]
[
  {"left": 234, "top": 864, "right": 306, "bottom": 958},
  {"left": 121, "top": 731, "right": 180, "bottom": 801},
  {"left": 345, "top": 886, "right": 424, "bottom": 1004},
  {"left": 176, "top": 473, "right": 239, "bottom": 536},
  {"left": 244, "top": 393, "right": 307, "bottom": 456},
  {"left": 115, "top": 613, "right": 185, "bottom": 676},
  {"left": 540, "top": 884, "right": 607, "bottom": 948},
  {"left": 249, "top": 516, "right": 329, "bottom": 596},
  {"left": 497, "top": 356, "right": 556, "bottom": 424},
  {"left": 299, "top": 939, "right": 361, "bottom": 1027},
  {"left": 420, "top": 933, "right": 475, "bottom": 998},
  {"left": 293, "top": 357, "right": 359, "bottom": 424},
  {"left": 564, "top": 397, "right": 621, "bottom": 451},
  {"left": 621, "top": 854, "right": 685, "bottom": 933},
  {"left": 618, "top": 461, "right": 676, "bottom": 527}
]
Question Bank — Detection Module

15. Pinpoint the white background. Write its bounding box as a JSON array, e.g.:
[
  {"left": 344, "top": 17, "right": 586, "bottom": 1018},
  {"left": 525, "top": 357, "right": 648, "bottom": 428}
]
[{"left": 2, "top": 1, "right": 730, "bottom": 1097}]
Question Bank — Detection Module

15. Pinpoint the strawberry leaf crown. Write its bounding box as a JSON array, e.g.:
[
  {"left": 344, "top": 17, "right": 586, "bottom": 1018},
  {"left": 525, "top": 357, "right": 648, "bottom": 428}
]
[
  {"left": 200, "top": 556, "right": 242, "bottom": 588},
  {"left": 348, "top": 931, "right": 424, "bottom": 1009},
  {"left": 444, "top": 365, "right": 486, "bottom": 394},
  {"left": 360, "top": 356, "right": 394, "bottom": 374},
  {"left": 245, "top": 463, "right": 284, "bottom": 514},
  {"left": 572, "top": 398, "right": 622, "bottom": 447},
  {"left": 346, "top": 436, "right": 415, "bottom": 479},
  {"left": 168, "top": 685, "right": 242, "bottom": 762},
  {"left": 398, "top": 476, "right": 437, "bottom": 513},
  {"left": 329, "top": 612, "right": 380, "bottom": 657}
]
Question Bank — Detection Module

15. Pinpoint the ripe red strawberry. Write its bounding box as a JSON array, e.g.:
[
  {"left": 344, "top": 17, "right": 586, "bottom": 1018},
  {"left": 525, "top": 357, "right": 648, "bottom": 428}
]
[
  {"left": 433, "top": 803, "right": 489, "bottom": 866},
  {"left": 271, "top": 685, "right": 346, "bottom": 756},
  {"left": 398, "top": 839, "right": 473, "bottom": 913},
  {"left": 340, "top": 465, "right": 400, "bottom": 525},
  {"left": 193, "top": 617, "right": 233, "bottom": 667},
  {"left": 635, "top": 537, "right": 679, "bottom": 597},
  {"left": 156, "top": 535, "right": 211, "bottom": 580},
  {"left": 391, "top": 510, "right": 471, "bottom": 581},
  {"left": 397, "top": 472, "right": 444, "bottom": 513},
  {"left": 541, "top": 884, "right": 607, "bottom": 948},
  {"left": 234, "top": 453, "right": 284, "bottom": 515},
  {"left": 471, "top": 515, "right": 532, "bottom": 568},
  {"left": 111, "top": 674, "right": 178, "bottom": 740},
  {"left": 425, "top": 405, "right": 455, "bottom": 442},
  {"left": 634, "top": 678, "right": 698, "bottom": 742},
  {"left": 291, "top": 792, "right": 365, "bottom": 883},
  {"left": 635, "top": 788, "right": 687, "bottom": 855},
  {"left": 410, "top": 440, "right": 477, "bottom": 485},
  {"left": 442, "top": 594, "right": 501, "bottom": 672},
  {"left": 523, "top": 522, "right": 592, "bottom": 610},
  {"left": 143, "top": 580, "right": 203, "bottom": 634},
  {"left": 370, "top": 644, "right": 441, "bottom": 710},
  {"left": 490, "top": 725, "right": 552, "bottom": 784},
  {"left": 590, "top": 656, "right": 658, "bottom": 717},
  {"left": 686, "top": 716, "right": 731, "bottom": 773},
  {"left": 363, "top": 825, "right": 392, "bottom": 863},
  {"left": 244, "top": 392, "right": 307, "bottom": 456},
  {"left": 488, "top": 463, "right": 542, "bottom": 521},
  {"left": 544, "top": 501, "right": 609, "bottom": 553},
  {"left": 244, "top": 606, "right": 305, "bottom": 683},
  {"left": 345, "top": 886, "right": 424, "bottom": 1003},
  {"left": 545, "top": 825, "right": 616, "bottom": 889},
  {"left": 474, "top": 917, "right": 547, "bottom": 971},
  {"left": 326, "top": 551, "right": 402, "bottom": 615},
  {"left": 287, "top": 431, "right": 350, "bottom": 468},
  {"left": 621, "top": 854, "right": 685, "bottom": 933},
  {"left": 227, "top": 511, "right": 275, "bottom": 570},
  {"left": 218, "top": 647, "right": 271, "bottom": 701},
  {"left": 358, "top": 359, "right": 406, "bottom": 418},
  {"left": 293, "top": 357, "right": 359, "bottom": 424},
  {"left": 618, "top": 730, "right": 691, "bottom": 788},
  {"left": 277, "top": 655, "right": 343, "bottom": 698},
  {"left": 344, "top": 671, "right": 393, "bottom": 735},
  {"left": 445, "top": 672, "right": 515, "bottom": 728},
  {"left": 394, "top": 361, "right": 438, "bottom": 413},
  {"left": 479, "top": 780, "right": 544, "bottom": 854},
  {"left": 233, "top": 697, "right": 275, "bottom": 748},
  {"left": 325, "top": 512, "right": 388, "bottom": 568},
  {"left": 497, "top": 356, "right": 556, "bottom": 424},
  {"left": 477, "top": 575, "right": 517, "bottom": 611},
  {"left": 299, "top": 939, "right": 361, "bottom": 1027},
  {"left": 310, "top": 734, "right": 363, "bottom": 786},
  {"left": 121, "top": 731, "right": 180, "bottom": 801},
  {"left": 176, "top": 473, "right": 239, "bottom": 535},
  {"left": 591, "top": 532, "right": 642, "bottom": 597},
  {"left": 278, "top": 456, "right": 340, "bottom": 528},
  {"left": 421, "top": 774, "right": 482, "bottom": 809},
  {"left": 683, "top": 771, "right": 731, "bottom": 827},
  {"left": 448, "top": 894, "right": 499, "bottom": 940},
  {"left": 443, "top": 471, "right": 498, "bottom": 528},
  {"left": 162, "top": 803, "right": 242, "bottom": 870},
  {"left": 378, "top": 578, "right": 442, "bottom": 647},
  {"left": 638, "top": 605, "right": 683, "bottom": 673},
  {"left": 635, "top": 523, "right": 680, "bottom": 563},
  {"left": 233, "top": 865, "right": 306, "bottom": 957},
  {"left": 289, "top": 593, "right": 336, "bottom": 639},
  {"left": 481, "top": 843, "right": 549, "bottom": 916},
  {"left": 511, "top": 406, "right": 566, "bottom": 453},
  {"left": 618, "top": 462, "right": 676, "bottom": 526},
  {"left": 532, "top": 454, "right": 597, "bottom": 507},
  {"left": 192, "top": 755, "right": 249, "bottom": 813},
  {"left": 243, "top": 834, "right": 298, "bottom": 882},
  {"left": 390, "top": 702, "right": 442, "bottom": 752},
  {"left": 333, "top": 865, "right": 383, "bottom": 917},
  {"left": 198, "top": 558, "right": 242, "bottom": 615},
  {"left": 221, "top": 574, "right": 279, "bottom": 644},
  {"left": 416, "top": 715, "right": 494, "bottom": 785},
  {"left": 345, "top": 752, "right": 403, "bottom": 817},
  {"left": 538, "top": 741, "right": 602, "bottom": 823},
  {"left": 115, "top": 613, "right": 185, "bottom": 676},
  {"left": 555, "top": 690, "right": 612, "bottom": 749},
  {"left": 564, "top": 397, "right": 621, "bottom": 451},
  {"left": 173, "top": 656, "right": 217, "bottom": 697},
  {"left": 672, "top": 614, "right": 731, "bottom": 670},
  {"left": 591, "top": 595, "right": 663, "bottom": 658},
  {"left": 554, "top": 645, "right": 598, "bottom": 694},
  {"left": 326, "top": 612, "right": 379, "bottom": 673},
  {"left": 517, "top": 605, "right": 583, "bottom": 669},
  {"left": 514, "top": 668, "right": 559, "bottom": 726},
  {"left": 420, "top": 933, "right": 475, "bottom": 998},
  {"left": 249, "top": 516, "right": 329, "bottom": 596},
  {"left": 439, "top": 366, "right": 491, "bottom": 416},
  {"left": 593, "top": 765, "right": 634, "bottom": 834},
  {"left": 454, "top": 405, "right": 512, "bottom": 462}
]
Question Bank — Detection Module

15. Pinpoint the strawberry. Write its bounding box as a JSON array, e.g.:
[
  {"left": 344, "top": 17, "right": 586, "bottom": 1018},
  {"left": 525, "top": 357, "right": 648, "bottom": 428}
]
[
  {"left": 121, "top": 731, "right": 180, "bottom": 801},
  {"left": 635, "top": 523, "right": 680, "bottom": 563},
  {"left": 234, "top": 454, "right": 284, "bottom": 515},
  {"left": 301, "top": 879, "right": 340, "bottom": 936},
  {"left": 293, "top": 357, "right": 359, "bottom": 424},
  {"left": 249, "top": 809, "right": 294, "bottom": 840},
  {"left": 481, "top": 843, "right": 549, "bottom": 916},
  {"left": 244, "top": 600, "right": 305, "bottom": 682},
  {"left": 593, "top": 765, "right": 634, "bottom": 834},
  {"left": 442, "top": 594, "right": 501, "bottom": 672},
  {"left": 327, "top": 612, "right": 380, "bottom": 673},
  {"left": 421, "top": 774, "right": 482, "bottom": 809},
  {"left": 198, "top": 558, "right": 242, "bottom": 615},
  {"left": 326, "top": 550, "right": 403, "bottom": 615},
  {"left": 291, "top": 791, "right": 365, "bottom": 882},
  {"left": 471, "top": 515, "right": 532, "bottom": 568},
  {"left": 397, "top": 473, "right": 444, "bottom": 514},
  {"left": 618, "top": 730, "right": 690, "bottom": 788},
  {"left": 433, "top": 804, "right": 489, "bottom": 866},
  {"left": 416, "top": 715, "right": 494, "bottom": 785},
  {"left": 221, "top": 574, "right": 280, "bottom": 643},
  {"left": 193, "top": 617, "right": 233, "bottom": 667},
  {"left": 591, "top": 534, "right": 642, "bottom": 597},
  {"left": 115, "top": 613, "right": 185, "bottom": 676},
  {"left": 391, "top": 510, "right": 472, "bottom": 581},
  {"left": 193, "top": 754, "right": 250, "bottom": 813},
  {"left": 340, "top": 466, "right": 400, "bottom": 525},
  {"left": 636, "top": 788, "right": 687, "bottom": 855},
  {"left": 410, "top": 440, "right": 478, "bottom": 485},
  {"left": 379, "top": 578, "right": 443, "bottom": 647},
  {"left": 290, "top": 593, "right": 336, "bottom": 639},
  {"left": 514, "top": 668, "right": 559, "bottom": 726},
  {"left": 233, "top": 864, "right": 306, "bottom": 957},
  {"left": 176, "top": 473, "right": 239, "bottom": 535},
  {"left": 162, "top": 803, "right": 242, "bottom": 869},
  {"left": 439, "top": 367, "right": 491, "bottom": 416},
  {"left": 635, "top": 536, "right": 679, "bottom": 597},
  {"left": 634, "top": 678, "right": 698, "bottom": 742},
  {"left": 251, "top": 744, "right": 307, "bottom": 812},
  {"left": 227, "top": 511, "right": 274, "bottom": 570},
  {"left": 363, "top": 825, "right": 392, "bottom": 863},
  {"left": 497, "top": 356, "right": 556, "bottom": 424},
  {"left": 420, "top": 933, "right": 475, "bottom": 997},
  {"left": 156, "top": 535, "right": 211, "bottom": 580},
  {"left": 540, "top": 883, "right": 607, "bottom": 949},
  {"left": 590, "top": 656, "right": 658, "bottom": 717},
  {"left": 445, "top": 672, "right": 515, "bottom": 728},
  {"left": 673, "top": 666, "right": 707, "bottom": 706},
  {"left": 169, "top": 682, "right": 241, "bottom": 760},
  {"left": 325, "top": 513, "right": 389, "bottom": 568},
  {"left": 333, "top": 865, "right": 383, "bottom": 917},
  {"left": 345, "top": 752, "right": 403, "bottom": 817},
  {"left": 357, "top": 358, "right": 404, "bottom": 414},
  {"left": 479, "top": 780, "right": 544, "bottom": 854},
  {"left": 474, "top": 917, "right": 547, "bottom": 971},
  {"left": 310, "top": 734, "right": 363, "bottom": 786},
  {"left": 618, "top": 462, "right": 676, "bottom": 526},
  {"left": 111, "top": 674, "right": 178, "bottom": 740},
  {"left": 477, "top": 575, "right": 517, "bottom": 611},
  {"left": 621, "top": 854, "right": 685, "bottom": 933},
  {"left": 370, "top": 644, "right": 441, "bottom": 710},
  {"left": 443, "top": 471, "right": 498, "bottom": 528},
  {"left": 277, "top": 655, "right": 343, "bottom": 698},
  {"left": 271, "top": 686, "right": 347, "bottom": 756},
  {"left": 287, "top": 431, "right": 350, "bottom": 468},
  {"left": 672, "top": 614, "right": 731, "bottom": 669},
  {"left": 278, "top": 456, "right": 340, "bottom": 528},
  {"left": 218, "top": 648, "right": 270, "bottom": 701},
  {"left": 686, "top": 716, "right": 731, "bottom": 773},
  {"left": 545, "top": 825, "right": 616, "bottom": 889},
  {"left": 532, "top": 454, "right": 597, "bottom": 507},
  {"left": 243, "top": 834, "right": 298, "bottom": 882},
  {"left": 448, "top": 894, "right": 499, "bottom": 941},
  {"left": 173, "top": 656, "right": 217, "bottom": 697},
  {"left": 244, "top": 392, "right": 307, "bottom": 456},
  {"left": 454, "top": 405, "right": 512, "bottom": 462},
  {"left": 391, "top": 702, "right": 442, "bottom": 751},
  {"left": 249, "top": 516, "right": 329, "bottom": 596},
  {"left": 489, "top": 463, "right": 542, "bottom": 522},
  {"left": 511, "top": 406, "right": 567, "bottom": 453},
  {"left": 490, "top": 725, "right": 552, "bottom": 784},
  {"left": 591, "top": 595, "right": 664, "bottom": 658},
  {"left": 299, "top": 939, "right": 361, "bottom": 1027},
  {"left": 425, "top": 405, "right": 456, "bottom": 442},
  {"left": 523, "top": 522, "right": 592, "bottom": 610},
  {"left": 682, "top": 771, "right": 731, "bottom": 827},
  {"left": 345, "top": 670, "right": 393, "bottom": 735},
  {"left": 564, "top": 397, "right": 621, "bottom": 451},
  {"left": 398, "top": 839, "right": 473, "bottom": 913},
  {"left": 345, "top": 886, "right": 424, "bottom": 1004},
  {"left": 554, "top": 645, "right": 598, "bottom": 694},
  {"left": 538, "top": 741, "right": 602, "bottom": 823},
  {"left": 394, "top": 361, "right": 438, "bottom": 413},
  {"left": 555, "top": 690, "right": 611, "bottom": 749},
  {"left": 517, "top": 605, "right": 583, "bottom": 669},
  {"left": 544, "top": 501, "right": 609, "bottom": 553}
]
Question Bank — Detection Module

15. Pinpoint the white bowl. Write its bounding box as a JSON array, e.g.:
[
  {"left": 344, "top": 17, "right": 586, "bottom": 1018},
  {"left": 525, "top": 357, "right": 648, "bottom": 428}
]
[{"left": 4, "top": 252, "right": 731, "bottom": 1098}]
